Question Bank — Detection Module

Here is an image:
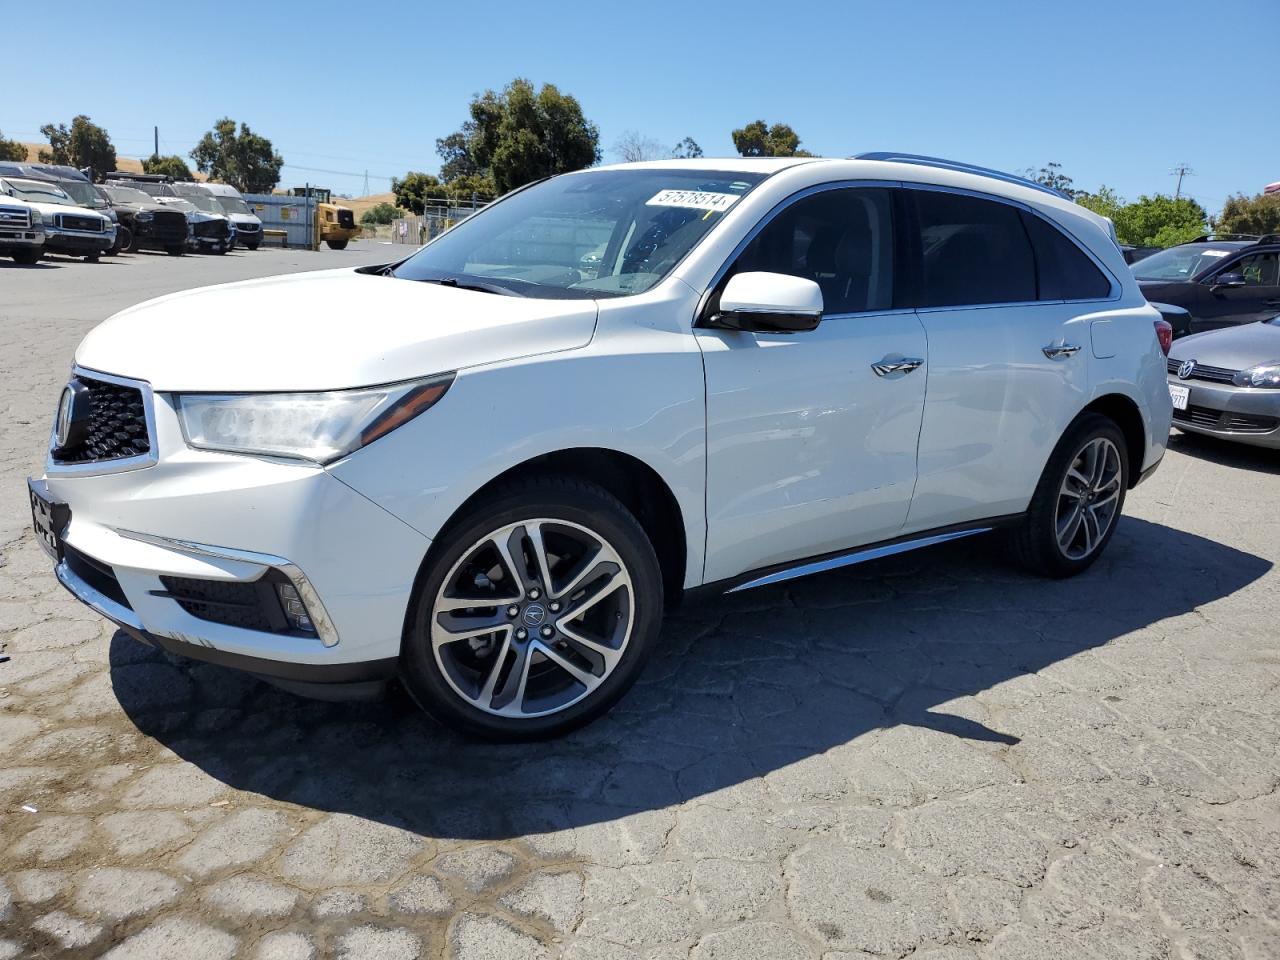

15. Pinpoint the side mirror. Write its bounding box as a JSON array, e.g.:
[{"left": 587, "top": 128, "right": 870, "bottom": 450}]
[
  {"left": 1212, "top": 273, "right": 1247, "bottom": 290},
  {"left": 703, "top": 272, "right": 823, "bottom": 333}
]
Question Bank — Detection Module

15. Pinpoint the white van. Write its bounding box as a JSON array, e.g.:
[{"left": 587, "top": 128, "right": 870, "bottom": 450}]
[{"left": 202, "top": 182, "right": 264, "bottom": 250}]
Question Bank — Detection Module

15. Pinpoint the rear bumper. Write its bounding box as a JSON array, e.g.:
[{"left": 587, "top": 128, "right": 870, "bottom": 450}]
[{"left": 1167, "top": 376, "right": 1280, "bottom": 449}]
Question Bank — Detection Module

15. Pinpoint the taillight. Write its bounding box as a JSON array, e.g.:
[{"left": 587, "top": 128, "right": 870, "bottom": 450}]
[{"left": 1154, "top": 319, "right": 1173, "bottom": 356}]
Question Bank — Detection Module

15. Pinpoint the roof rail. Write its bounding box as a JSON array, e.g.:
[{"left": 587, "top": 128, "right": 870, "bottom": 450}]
[
  {"left": 852, "top": 152, "right": 1073, "bottom": 200},
  {"left": 1259, "top": 234, "right": 1280, "bottom": 244},
  {"left": 1190, "top": 233, "right": 1260, "bottom": 243}
]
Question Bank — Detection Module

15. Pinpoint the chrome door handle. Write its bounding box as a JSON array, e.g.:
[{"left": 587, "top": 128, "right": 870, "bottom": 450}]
[
  {"left": 871, "top": 357, "right": 924, "bottom": 377},
  {"left": 1042, "top": 343, "right": 1082, "bottom": 360}
]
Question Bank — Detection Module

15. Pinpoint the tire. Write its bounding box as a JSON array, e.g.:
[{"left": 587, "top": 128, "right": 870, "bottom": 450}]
[
  {"left": 1007, "top": 413, "right": 1129, "bottom": 578},
  {"left": 213, "top": 242, "right": 227, "bottom": 255},
  {"left": 246, "top": 242, "right": 260, "bottom": 251},
  {"left": 11, "top": 248, "right": 41, "bottom": 265},
  {"left": 401, "top": 474, "right": 664, "bottom": 740},
  {"left": 326, "top": 238, "right": 348, "bottom": 250},
  {"left": 84, "top": 253, "right": 100, "bottom": 263},
  {"left": 111, "top": 225, "right": 132, "bottom": 255},
  {"left": 165, "top": 245, "right": 184, "bottom": 257}
]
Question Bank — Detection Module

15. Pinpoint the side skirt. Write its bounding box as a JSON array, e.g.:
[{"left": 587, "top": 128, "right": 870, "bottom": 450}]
[{"left": 695, "top": 515, "right": 1024, "bottom": 597}]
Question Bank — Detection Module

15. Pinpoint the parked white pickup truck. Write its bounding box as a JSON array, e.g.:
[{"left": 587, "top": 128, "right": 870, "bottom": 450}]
[
  {"left": 0, "top": 193, "right": 45, "bottom": 264},
  {"left": 0, "top": 177, "right": 114, "bottom": 262}
]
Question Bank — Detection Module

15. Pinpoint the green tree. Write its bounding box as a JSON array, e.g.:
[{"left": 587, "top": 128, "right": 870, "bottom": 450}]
[
  {"left": 360, "top": 201, "right": 405, "bottom": 225},
  {"left": 672, "top": 136, "right": 703, "bottom": 159},
  {"left": 1022, "top": 161, "right": 1076, "bottom": 198},
  {"left": 1074, "top": 185, "right": 1124, "bottom": 221},
  {"left": 731, "top": 120, "right": 811, "bottom": 157},
  {"left": 142, "top": 154, "right": 193, "bottom": 181},
  {"left": 1111, "top": 194, "right": 1207, "bottom": 247},
  {"left": 0, "top": 129, "right": 26, "bottom": 162},
  {"left": 38, "top": 116, "right": 117, "bottom": 178},
  {"left": 1215, "top": 192, "right": 1280, "bottom": 237},
  {"left": 190, "top": 118, "right": 283, "bottom": 194},
  {"left": 435, "top": 78, "right": 600, "bottom": 194},
  {"left": 392, "top": 171, "right": 445, "bottom": 214}
]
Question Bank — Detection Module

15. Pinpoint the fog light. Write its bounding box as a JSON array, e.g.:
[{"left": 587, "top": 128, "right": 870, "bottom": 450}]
[{"left": 275, "top": 582, "right": 315, "bottom": 632}]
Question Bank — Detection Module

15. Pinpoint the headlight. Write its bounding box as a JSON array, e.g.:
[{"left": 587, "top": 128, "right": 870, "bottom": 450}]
[
  {"left": 136, "top": 211, "right": 154, "bottom": 222},
  {"left": 1233, "top": 363, "right": 1280, "bottom": 389},
  {"left": 174, "top": 374, "right": 454, "bottom": 463}
]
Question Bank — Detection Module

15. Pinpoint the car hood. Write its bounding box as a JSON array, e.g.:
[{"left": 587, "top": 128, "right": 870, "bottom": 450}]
[
  {"left": 75, "top": 269, "right": 599, "bottom": 391},
  {"left": 1169, "top": 320, "right": 1280, "bottom": 369},
  {"left": 113, "top": 200, "right": 179, "bottom": 215},
  {"left": 228, "top": 213, "right": 261, "bottom": 226}
]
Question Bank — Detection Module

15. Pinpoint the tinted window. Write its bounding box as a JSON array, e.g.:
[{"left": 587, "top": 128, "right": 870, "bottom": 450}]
[
  {"left": 731, "top": 188, "right": 894, "bottom": 314},
  {"left": 1022, "top": 213, "right": 1112, "bottom": 300},
  {"left": 913, "top": 191, "right": 1036, "bottom": 307}
]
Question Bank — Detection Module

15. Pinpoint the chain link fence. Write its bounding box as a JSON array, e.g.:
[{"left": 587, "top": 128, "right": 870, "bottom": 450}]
[{"left": 388, "top": 198, "right": 490, "bottom": 245}]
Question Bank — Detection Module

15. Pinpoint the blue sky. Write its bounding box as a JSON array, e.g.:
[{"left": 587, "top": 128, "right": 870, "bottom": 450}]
[{"left": 5, "top": 0, "right": 1277, "bottom": 213}]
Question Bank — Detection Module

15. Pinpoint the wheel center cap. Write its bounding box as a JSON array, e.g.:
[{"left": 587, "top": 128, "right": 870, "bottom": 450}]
[{"left": 523, "top": 603, "right": 547, "bottom": 627}]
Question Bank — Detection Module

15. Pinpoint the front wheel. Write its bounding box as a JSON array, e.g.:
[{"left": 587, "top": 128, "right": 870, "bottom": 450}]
[
  {"left": 246, "top": 242, "right": 260, "bottom": 251},
  {"left": 111, "top": 225, "right": 132, "bottom": 254},
  {"left": 165, "top": 245, "right": 184, "bottom": 257},
  {"left": 83, "top": 252, "right": 100, "bottom": 262},
  {"left": 1008, "top": 413, "right": 1128, "bottom": 578},
  {"left": 326, "top": 238, "right": 348, "bottom": 250},
  {"left": 12, "top": 247, "right": 42, "bottom": 265},
  {"left": 401, "top": 475, "right": 663, "bottom": 740}
]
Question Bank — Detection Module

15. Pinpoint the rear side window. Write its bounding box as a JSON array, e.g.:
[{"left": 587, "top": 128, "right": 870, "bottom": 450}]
[
  {"left": 1021, "top": 213, "right": 1112, "bottom": 300},
  {"left": 913, "top": 190, "right": 1036, "bottom": 307},
  {"left": 732, "top": 187, "right": 895, "bottom": 314}
]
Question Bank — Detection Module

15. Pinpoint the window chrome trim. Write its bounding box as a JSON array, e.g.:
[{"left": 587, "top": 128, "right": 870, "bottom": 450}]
[
  {"left": 114, "top": 529, "right": 340, "bottom": 648},
  {"left": 46, "top": 366, "right": 160, "bottom": 477},
  {"left": 696, "top": 179, "right": 905, "bottom": 323}
]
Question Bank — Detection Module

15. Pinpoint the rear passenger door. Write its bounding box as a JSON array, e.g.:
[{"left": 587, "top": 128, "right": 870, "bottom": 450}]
[{"left": 903, "top": 189, "right": 1114, "bottom": 533}]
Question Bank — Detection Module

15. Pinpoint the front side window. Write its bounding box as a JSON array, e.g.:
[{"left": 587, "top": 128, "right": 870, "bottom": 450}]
[
  {"left": 1223, "top": 252, "right": 1279, "bottom": 285},
  {"left": 391, "top": 169, "right": 767, "bottom": 299},
  {"left": 729, "top": 187, "right": 895, "bottom": 314},
  {"left": 1130, "top": 244, "right": 1237, "bottom": 281},
  {"left": 914, "top": 190, "right": 1036, "bottom": 307}
]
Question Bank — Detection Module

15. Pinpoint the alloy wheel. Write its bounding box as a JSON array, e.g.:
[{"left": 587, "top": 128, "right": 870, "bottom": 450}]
[
  {"left": 1055, "top": 437, "right": 1122, "bottom": 561},
  {"left": 430, "top": 518, "right": 634, "bottom": 719}
]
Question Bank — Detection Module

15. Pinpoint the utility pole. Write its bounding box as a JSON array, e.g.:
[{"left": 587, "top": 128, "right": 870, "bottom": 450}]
[
  {"left": 154, "top": 126, "right": 159, "bottom": 158},
  {"left": 1171, "top": 163, "right": 1194, "bottom": 199},
  {"left": 362, "top": 169, "right": 369, "bottom": 196}
]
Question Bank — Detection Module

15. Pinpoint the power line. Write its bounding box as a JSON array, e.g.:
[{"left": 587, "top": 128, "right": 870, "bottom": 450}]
[{"left": 1171, "top": 163, "right": 1194, "bottom": 199}]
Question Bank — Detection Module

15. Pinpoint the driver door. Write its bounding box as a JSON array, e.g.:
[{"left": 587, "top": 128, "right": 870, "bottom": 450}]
[
  {"left": 1199, "top": 251, "right": 1280, "bottom": 329},
  {"left": 694, "top": 186, "right": 928, "bottom": 583}
]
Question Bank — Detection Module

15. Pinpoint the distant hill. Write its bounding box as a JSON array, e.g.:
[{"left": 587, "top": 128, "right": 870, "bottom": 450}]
[{"left": 16, "top": 143, "right": 205, "bottom": 180}]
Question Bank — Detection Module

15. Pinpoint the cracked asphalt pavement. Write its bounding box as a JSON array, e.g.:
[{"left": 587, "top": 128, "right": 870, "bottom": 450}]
[{"left": 2, "top": 247, "right": 1279, "bottom": 959}]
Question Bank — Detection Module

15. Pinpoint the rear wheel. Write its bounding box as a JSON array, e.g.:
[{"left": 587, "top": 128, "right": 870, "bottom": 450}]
[
  {"left": 326, "top": 238, "right": 348, "bottom": 250},
  {"left": 401, "top": 475, "right": 663, "bottom": 740},
  {"left": 1008, "top": 413, "right": 1128, "bottom": 578}
]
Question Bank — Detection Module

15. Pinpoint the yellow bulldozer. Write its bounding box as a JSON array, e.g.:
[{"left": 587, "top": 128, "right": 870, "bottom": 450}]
[{"left": 289, "top": 187, "right": 360, "bottom": 250}]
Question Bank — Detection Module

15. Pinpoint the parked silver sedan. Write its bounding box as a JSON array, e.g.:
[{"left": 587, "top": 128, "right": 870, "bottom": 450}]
[{"left": 1167, "top": 316, "right": 1280, "bottom": 448}]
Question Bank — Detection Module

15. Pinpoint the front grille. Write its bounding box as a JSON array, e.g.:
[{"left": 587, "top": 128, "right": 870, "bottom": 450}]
[
  {"left": 57, "top": 213, "right": 106, "bottom": 232},
  {"left": 1166, "top": 358, "right": 1238, "bottom": 383},
  {"left": 236, "top": 221, "right": 259, "bottom": 232},
  {"left": 0, "top": 205, "right": 31, "bottom": 229},
  {"left": 157, "top": 573, "right": 305, "bottom": 635},
  {"left": 337, "top": 210, "right": 355, "bottom": 229},
  {"left": 52, "top": 376, "right": 150, "bottom": 465},
  {"left": 1174, "top": 404, "right": 1280, "bottom": 434},
  {"left": 193, "top": 219, "right": 230, "bottom": 239}
]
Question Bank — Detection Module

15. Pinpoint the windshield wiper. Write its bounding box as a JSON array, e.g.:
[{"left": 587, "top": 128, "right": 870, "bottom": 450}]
[{"left": 421, "top": 276, "right": 526, "bottom": 297}]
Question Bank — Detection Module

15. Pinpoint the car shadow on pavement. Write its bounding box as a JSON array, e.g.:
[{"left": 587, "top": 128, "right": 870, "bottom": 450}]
[
  {"left": 1168, "top": 430, "right": 1280, "bottom": 474},
  {"left": 110, "top": 515, "right": 1270, "bottom": 841}
]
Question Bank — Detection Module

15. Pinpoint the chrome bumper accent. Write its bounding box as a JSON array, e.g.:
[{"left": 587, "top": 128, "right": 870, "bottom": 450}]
[
  {"left": 114, "top": 529, "right": 341, "bottom": 648},
  {"left": 55, "top": 558, "right": 145, "bottom": 632}
]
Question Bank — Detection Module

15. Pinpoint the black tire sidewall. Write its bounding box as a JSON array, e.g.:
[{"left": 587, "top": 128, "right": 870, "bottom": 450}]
[
  {"left": 401, "top": 478, "right": 663, "bottom": 740},
  {"left": 1028, "top": 414, "right": 1129, "bottom": 577}
]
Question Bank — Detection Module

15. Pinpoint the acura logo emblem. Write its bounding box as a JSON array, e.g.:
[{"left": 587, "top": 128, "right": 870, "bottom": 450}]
[
  {"left": 1177, "top": 359, "right": 1196, "bottom": 380},
  {"left": 522, "top": 603, "right": 547, "bottom": 627}
]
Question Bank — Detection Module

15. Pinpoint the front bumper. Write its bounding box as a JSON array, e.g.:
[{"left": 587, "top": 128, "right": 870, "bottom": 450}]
[
  {"left": 34, "top": 377, "right": 432, "bottom": 682},
  {"left": 45, "top": 224, "right": 115, "bottom": 255},
  {"left": 0, "top": 224, "right": 44, "bottom": 251},
  {"left": 1167, "top": 375, "right": 1280, "bottom": 449}
]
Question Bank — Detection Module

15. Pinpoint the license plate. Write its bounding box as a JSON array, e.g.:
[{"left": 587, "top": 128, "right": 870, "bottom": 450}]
[
  {"left": 1169, "top": 383, "right": 1190, "bottom": 411},
  {"left": 28, "top": 480, "right": 66, "bottom": 562}
]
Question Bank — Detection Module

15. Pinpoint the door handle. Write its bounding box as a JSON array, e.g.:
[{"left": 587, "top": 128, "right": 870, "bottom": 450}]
[
  {"left": 1042, "top": 343, "right": 1082, "bottom": 360},
  {"left": 871, "top": 357, "right": 924, "bottom": 377}
]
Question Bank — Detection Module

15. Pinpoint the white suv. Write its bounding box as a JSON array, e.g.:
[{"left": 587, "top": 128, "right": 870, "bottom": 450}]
[{"left": 29, "top": 154, "right": 1173, "bottom": 738}]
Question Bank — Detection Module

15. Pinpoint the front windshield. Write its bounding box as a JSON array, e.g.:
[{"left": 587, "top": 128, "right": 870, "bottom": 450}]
[
  {"left": 183, "top": 194, "right": 225, "bottom": 215},
  {"left": 55, "top": 179, "right": 98, "bottom": 207},
  {"left": 103, "top": 185, "right": 154, "bottom": 205},
  {"left": 1, "top": 179, "right": 73, "bottom": 205},
  {"left": 391, "top": 168, "right": 768, "bottom": 299},
  {"left": 1132, "top": 244, "right": 1240, "bottom": 281},
  {"left": 215, "top": 196, "right": 251, "bottom": 215},
  {"left": 160, "top": 199, "right": 197, "bottom": 214}
]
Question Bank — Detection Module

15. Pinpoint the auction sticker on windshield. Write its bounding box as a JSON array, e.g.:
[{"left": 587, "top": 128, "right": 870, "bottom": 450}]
[{"left": 646, "top": 190, "right": 741, "bottom": 212}]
